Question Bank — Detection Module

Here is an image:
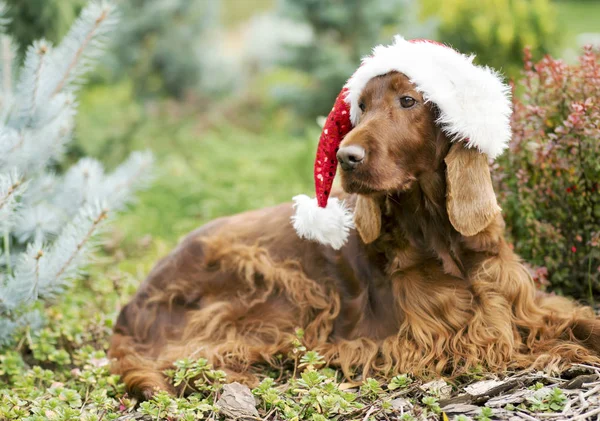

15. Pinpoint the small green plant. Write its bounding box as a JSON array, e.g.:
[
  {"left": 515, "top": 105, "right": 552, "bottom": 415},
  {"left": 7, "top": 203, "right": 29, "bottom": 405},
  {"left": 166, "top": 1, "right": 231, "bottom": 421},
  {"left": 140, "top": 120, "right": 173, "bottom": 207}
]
[
  {"left": 139, "top": 389, "right": 217, "bottom": 420},
  {"left": 297, "top": 369, "right": 327, "bottom": 389},
  {"left": 299, "top": 350, "right": 325, "bottom": 370},
  {"left": 139, "top": 390, "right": 178, "bottom": 419},
  {"left": 422, "top": 396, "right": 442, "bottom": 415},
  {"left": 289, "top": 368, "right": 364, "bottom": 418},
  {"left": 290, "top": 328, "right": 307, "bottom": 377},
  {"left": 360, "top": 378, "right": 384, "bottom": 400},
  {"left": 475, "top": 406, "right": 494, "bottom": 421},
  {"left": 529, "top": 382, "right": 545, "bottom": 391},
  {"left": 164, "top": 358, "right": 226, "bottom": 397},
  {"left": 388, "top": 374, "right": 412, "bottom": 390},
  {"left": 253, "top": 378, "right": 285, "bottom": 412},
  {"left": 526, "top": 387, "right": 567, "bottom": 412}
]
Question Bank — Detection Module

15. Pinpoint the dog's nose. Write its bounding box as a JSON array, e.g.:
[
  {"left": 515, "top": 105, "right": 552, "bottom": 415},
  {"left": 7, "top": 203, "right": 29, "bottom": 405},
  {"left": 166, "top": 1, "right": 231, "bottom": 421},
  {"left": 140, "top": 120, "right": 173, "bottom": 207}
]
[{"left": 337, "top": 145, "right": 365, "bottom": 171}]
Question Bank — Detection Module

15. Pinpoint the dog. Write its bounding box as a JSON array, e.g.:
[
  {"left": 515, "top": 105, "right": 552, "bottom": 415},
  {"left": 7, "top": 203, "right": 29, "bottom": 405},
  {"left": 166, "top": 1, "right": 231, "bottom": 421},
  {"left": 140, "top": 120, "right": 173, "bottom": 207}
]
[{"left": 109, "top": 69, "right": 600, "bottom": 398}]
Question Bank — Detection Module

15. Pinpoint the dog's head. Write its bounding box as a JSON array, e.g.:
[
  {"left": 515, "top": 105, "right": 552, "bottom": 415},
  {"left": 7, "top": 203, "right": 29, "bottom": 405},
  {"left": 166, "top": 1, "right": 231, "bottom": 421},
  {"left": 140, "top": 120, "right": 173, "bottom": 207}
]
[{"left": 339, "top": 72, "right": 501, "bottom": 243}]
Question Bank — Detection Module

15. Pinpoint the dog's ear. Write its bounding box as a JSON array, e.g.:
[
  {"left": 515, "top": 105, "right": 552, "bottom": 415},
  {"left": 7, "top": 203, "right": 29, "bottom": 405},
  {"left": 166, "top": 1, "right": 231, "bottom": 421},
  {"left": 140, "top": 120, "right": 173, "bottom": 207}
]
[
  {"left": 354, "top": 195, "right": 381, "bottom": 244},
  {"left": 445, "top": 143, "right": 501, "bottom": 236}
]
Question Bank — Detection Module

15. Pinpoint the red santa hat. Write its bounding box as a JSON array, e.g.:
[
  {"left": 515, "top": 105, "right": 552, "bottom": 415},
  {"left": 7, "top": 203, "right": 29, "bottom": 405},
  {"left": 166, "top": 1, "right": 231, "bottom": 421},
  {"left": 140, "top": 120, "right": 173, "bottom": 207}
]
[{"left": 291, "top": 35, "right": 512, "bottom": 250}]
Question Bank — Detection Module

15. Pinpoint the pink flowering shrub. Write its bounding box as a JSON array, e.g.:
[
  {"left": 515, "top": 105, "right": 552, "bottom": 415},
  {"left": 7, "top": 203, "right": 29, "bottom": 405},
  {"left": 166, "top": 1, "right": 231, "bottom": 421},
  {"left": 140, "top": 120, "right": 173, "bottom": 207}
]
[{"left": 494, "top": 47, "right": 600, "bottom": 300}]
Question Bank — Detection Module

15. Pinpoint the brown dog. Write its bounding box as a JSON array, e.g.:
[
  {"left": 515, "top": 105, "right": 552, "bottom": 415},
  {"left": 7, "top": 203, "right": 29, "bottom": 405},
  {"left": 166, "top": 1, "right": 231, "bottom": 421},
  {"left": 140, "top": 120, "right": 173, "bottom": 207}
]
[{"left": 110, "top": 72, "right": 600, "bottom": 398}]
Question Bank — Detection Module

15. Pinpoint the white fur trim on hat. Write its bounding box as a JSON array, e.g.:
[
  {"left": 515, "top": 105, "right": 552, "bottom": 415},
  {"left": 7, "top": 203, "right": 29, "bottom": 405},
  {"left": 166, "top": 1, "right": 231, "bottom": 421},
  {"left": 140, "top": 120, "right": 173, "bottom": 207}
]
[
  {"left": 291, "top": 195, "right": 354, "bottom": 250},
  {"left": 345, "top": 36, "right": 512, "bottom": 159}
]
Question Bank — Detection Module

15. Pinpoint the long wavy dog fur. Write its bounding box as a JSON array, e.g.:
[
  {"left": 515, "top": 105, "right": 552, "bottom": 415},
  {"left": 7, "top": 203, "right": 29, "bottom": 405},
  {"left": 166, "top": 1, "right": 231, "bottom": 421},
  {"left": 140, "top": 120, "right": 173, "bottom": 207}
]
[{"left": 109, "top": 72, "right": 600, "bottom": 398}]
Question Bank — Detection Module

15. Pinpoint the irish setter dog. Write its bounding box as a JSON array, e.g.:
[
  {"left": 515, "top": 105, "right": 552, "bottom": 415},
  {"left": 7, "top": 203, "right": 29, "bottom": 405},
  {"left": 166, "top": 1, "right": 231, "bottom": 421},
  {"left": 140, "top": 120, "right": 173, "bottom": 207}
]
[{"left": 110, "top": 72, "right": 600, "bottom": 397}]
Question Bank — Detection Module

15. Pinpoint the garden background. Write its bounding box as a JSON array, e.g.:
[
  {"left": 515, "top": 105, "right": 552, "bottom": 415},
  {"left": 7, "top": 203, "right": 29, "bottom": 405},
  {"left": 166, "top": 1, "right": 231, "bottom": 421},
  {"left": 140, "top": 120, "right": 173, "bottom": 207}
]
[{"left": 1, "top": 0, "right": 600, "bottom": 419}]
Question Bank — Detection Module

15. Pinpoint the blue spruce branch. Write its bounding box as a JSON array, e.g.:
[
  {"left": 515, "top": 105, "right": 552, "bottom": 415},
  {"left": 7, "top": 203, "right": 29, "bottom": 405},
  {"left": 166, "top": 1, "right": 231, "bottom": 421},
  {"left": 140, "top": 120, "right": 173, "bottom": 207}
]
[
  {"left": 48, "top": 0, "right": 119, "bottom": 96},
  {"left": 0, "top": 34, "right": 16, "bottom": 115},
  {"left": 0, "top": 170, "right": 25, "bottom": 232},
  {"left": 0, "top": 1, "right": 154, "bottom": 346},
  {"left": 12, "top": 40, "right": 52, "bottom": 127}
]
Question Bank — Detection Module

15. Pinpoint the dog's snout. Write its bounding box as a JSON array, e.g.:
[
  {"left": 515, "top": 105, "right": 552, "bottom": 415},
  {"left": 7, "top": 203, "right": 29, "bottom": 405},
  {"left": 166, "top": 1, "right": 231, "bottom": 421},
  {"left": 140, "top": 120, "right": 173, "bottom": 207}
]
[{"left": 337, "top": 145, "right": 365, "bottom": 171}]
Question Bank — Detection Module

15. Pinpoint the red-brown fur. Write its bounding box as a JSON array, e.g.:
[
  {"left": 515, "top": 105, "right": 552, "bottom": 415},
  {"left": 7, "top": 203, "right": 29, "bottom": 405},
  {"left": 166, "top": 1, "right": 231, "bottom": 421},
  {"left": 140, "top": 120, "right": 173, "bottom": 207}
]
[{"left": 109, "top": 73, "right": 600, "bottom": 398}]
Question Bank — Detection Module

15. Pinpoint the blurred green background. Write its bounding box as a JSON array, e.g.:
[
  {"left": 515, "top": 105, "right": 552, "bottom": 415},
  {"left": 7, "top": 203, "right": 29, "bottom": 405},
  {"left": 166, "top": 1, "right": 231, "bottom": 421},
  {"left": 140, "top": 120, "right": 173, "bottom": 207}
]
[{"left": 9, "top": 0, "right": 599, "bottom": 268}]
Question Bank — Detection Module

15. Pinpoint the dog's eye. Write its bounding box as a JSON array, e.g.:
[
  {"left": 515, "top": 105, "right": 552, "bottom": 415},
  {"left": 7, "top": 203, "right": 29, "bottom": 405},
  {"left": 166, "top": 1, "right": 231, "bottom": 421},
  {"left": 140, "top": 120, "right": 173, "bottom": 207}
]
[
  {"left": 359, "top": 101, "right": 366, "bottom": 112},
  {"left": 399, "top": 96, "right": 416, "bottom": 109}
]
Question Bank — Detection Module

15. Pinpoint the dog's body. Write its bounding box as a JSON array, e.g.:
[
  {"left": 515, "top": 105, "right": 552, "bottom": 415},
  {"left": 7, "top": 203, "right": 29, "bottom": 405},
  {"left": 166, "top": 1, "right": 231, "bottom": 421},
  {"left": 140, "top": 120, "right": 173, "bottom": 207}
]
[{"left": 110, "top": 73, "right": 600, "bottom": 397}]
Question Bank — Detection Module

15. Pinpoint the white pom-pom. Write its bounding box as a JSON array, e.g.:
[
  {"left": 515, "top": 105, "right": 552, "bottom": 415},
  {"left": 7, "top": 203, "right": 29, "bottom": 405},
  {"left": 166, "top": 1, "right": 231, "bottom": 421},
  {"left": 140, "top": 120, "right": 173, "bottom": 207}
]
[{"left": 291, "top": 194, "right": 354, "bottom": 250}]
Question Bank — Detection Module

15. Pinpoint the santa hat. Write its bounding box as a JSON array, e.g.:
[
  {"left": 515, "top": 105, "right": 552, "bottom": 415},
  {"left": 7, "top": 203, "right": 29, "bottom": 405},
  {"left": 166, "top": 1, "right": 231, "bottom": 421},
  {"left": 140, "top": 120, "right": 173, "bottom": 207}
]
[{"left": 291, "top": 35, "right": 512, "bottom": 250}]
